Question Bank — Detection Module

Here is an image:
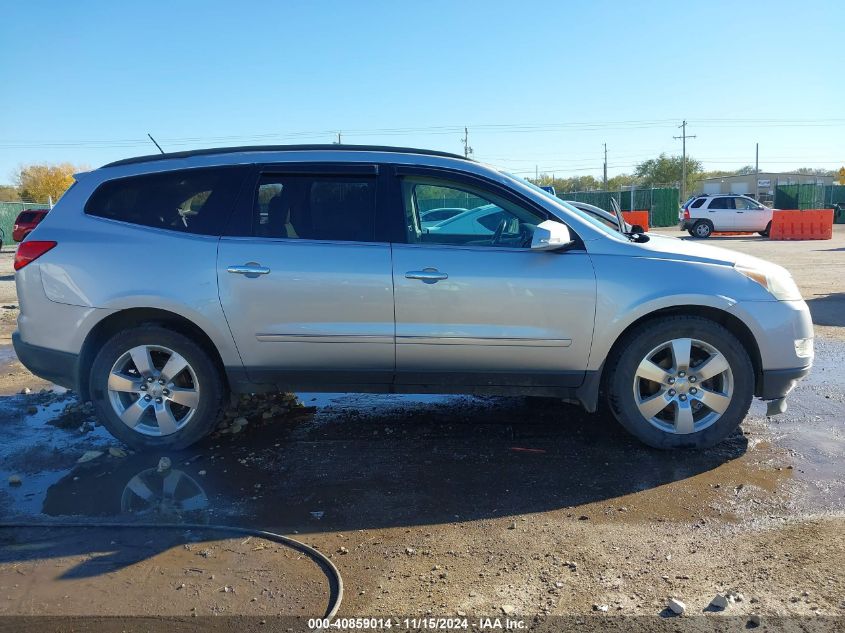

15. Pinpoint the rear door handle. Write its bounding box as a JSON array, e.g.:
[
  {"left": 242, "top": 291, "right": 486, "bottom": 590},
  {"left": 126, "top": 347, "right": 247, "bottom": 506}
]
[
  {"left": 405, "top": 268, "right": 448, "bottom": 284},
  {"left": 227, "top": 263, "right": 270, "bottom": 276}
]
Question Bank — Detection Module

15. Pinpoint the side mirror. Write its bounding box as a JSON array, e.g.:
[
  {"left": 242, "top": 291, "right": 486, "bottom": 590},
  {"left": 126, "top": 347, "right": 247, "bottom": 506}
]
[
  {"left": 531, "top": 220, "right": 574, "bottom": 251},
  {"left": 631, "top": 224, "right": 645, "bottom": 234}
]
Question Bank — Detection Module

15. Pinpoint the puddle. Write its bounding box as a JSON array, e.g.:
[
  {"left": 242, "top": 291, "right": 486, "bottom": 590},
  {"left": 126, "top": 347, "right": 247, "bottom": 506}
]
[{"left": 0, "top": 340, "right": 843, "bottom": 530}]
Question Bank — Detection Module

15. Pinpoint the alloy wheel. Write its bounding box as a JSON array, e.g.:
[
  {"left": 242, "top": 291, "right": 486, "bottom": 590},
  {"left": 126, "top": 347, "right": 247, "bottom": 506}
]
[
  {"left": 632, "top": 337, "right": 733, "bottom": 435},
  {"left": 107, "top": 344, "right": 201, "bottom": 437}
]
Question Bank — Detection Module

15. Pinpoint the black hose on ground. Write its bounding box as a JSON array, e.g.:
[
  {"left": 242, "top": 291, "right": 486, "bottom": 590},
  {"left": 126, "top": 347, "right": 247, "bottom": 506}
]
[{"left": 0, "top": 521, "right": 343, "bottom": 619}]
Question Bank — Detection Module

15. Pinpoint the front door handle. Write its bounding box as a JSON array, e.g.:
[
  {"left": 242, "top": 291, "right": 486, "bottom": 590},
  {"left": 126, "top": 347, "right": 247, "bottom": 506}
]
[
  {"left": 227, "top": 263, "right": 271, "bottom": 276},
  {"left": 405, "top": 268, "right": 448, "bottom": 284}
]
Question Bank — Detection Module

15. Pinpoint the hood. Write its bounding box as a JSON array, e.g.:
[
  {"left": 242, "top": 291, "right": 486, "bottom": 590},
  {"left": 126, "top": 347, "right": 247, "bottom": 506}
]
[{"left": 630, "top": 234, "right": 785, "bottom": 273}]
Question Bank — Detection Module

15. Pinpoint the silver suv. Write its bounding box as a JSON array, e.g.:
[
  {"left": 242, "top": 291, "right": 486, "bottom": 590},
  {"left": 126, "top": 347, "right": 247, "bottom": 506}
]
[{"left": 13, "top": 146, "right": 813, "bottom": 450}]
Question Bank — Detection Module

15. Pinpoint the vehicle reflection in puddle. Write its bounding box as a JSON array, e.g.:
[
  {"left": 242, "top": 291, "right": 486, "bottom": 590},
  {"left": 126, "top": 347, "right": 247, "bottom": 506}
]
[
  {"left": 1, "top": 338, "right": 843, "bottom": 529},
  {"left": 121, "top": 467, "right": 209, "bottom": 518}
]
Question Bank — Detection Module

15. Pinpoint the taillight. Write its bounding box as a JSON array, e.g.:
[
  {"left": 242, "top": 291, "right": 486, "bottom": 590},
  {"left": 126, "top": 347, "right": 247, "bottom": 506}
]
[
  {"left": 683, "top": 209, "right": 690, "bottom": 220},
  {"left": 14, "top": 241, "right": 57, "bottom": 270}
]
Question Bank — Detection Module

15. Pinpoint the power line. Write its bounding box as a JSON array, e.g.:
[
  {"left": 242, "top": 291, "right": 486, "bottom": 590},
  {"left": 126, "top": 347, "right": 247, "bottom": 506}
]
[{"left": 3, "top": 116, "right": 845, "bottom": 150}]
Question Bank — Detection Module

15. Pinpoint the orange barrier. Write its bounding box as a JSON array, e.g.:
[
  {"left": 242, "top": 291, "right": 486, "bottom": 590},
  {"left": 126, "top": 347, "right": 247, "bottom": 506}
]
[
  {"left": 622, "top": 210, "right": 649, "bottom": 232},
  {"left": 769, "top": 209, "right": 833, "bottom": 241}
]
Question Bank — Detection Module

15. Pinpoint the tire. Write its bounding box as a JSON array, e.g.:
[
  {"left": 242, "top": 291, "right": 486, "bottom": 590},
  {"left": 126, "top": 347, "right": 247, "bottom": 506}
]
[
  {"left": 607, "top": 316, "right": 754, "bottom": 449},
  {"left": 89, "top": 325, "right": 225, "bottom": 451},
  {"left": 690, "top": 220, "right": 713, "bottom": 238},
  {"left": 759, "top": 221, "right": 771, "bottom": 237}
]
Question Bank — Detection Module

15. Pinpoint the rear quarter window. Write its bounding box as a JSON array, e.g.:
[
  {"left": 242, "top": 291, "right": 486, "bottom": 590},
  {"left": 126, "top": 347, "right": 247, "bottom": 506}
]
[
  {"left": 85, "top": 167, "right": 247, "bottom": 235},
  {"left": 690, "top": 198, "right": 706, "bottom": 208}
]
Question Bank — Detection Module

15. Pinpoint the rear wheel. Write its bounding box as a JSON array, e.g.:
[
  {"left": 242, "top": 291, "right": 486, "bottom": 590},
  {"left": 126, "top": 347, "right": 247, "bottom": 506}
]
[
  {"left": 89, "top": 325, "right": 224, "bottom": 451},
  {"left": 690, "top": 220, "right": 713, "bottom": 238},
  {"left": 607, "top": 316, "right": 754, "bottom": 449}
]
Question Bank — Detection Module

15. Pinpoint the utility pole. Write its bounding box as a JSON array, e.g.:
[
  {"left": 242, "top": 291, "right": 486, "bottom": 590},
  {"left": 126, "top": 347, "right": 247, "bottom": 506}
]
[
  {"left": 754, "top": 142, "right": 759, "bottom": 200},
  {"left": 334, "top": 131, "right": 342, "bottom": 144},
  {"left": 535, "top": 165, "right": 539, "bottom": 181},
  {"left": 461, "top": 127, "right": 473, "bottom": 158},
  {"left": 602, "top": 143, "right": 608, "bottom": 190},
  {"left": 673, "top": 120, "right": 696, "bottom": 201}
]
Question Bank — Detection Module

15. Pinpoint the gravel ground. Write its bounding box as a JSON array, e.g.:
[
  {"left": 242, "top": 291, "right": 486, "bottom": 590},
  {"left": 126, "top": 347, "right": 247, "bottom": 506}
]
[{"left": 0, "top": 229, "right": 843, "bottom": 632}]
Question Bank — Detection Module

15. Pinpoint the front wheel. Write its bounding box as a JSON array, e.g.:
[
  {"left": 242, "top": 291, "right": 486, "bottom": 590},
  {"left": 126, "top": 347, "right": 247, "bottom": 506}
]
[
  {"left": 759, "top": 221, "right": 772, "bottom": 237},
  {"left": 607, "top": 316, "right": 754, "bottom": 449},
  {"left": 89, "top": 325, "right": 225, "bottom": 451}
]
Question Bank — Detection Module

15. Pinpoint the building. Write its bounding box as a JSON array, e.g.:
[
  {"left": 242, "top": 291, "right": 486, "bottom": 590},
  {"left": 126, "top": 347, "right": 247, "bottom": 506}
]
[{"left": 698, "top": 172, "right": 834, "bottom": 206}]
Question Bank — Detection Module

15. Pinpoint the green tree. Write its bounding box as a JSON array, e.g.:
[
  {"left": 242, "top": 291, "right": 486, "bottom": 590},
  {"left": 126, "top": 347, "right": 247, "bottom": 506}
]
[
  {"left": 634, "top": 153, "right": 702, "bottom": 193},
  {"left": 607, "top": 173, "right": 637, "bottom": 190}
]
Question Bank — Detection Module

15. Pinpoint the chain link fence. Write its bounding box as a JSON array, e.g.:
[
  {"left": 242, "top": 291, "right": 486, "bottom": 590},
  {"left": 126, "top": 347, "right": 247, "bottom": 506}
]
[
  {"left": 774, "top": 184, "right": 845, "bottom": 222},
  {"left": 557, "top": 187, "right": 680, "bottom": 228}
]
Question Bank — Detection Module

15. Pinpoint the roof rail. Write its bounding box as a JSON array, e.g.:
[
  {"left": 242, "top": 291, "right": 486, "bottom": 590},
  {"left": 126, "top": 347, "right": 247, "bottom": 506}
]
[{"left": 102, "top": 144, "right": 471, "bottom": 168}]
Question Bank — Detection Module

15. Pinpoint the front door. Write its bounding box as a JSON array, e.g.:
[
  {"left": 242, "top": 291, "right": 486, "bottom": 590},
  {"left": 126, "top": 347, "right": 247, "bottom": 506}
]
[
  {"left": 390, "top": 169, "right": 596, "bottom": 388},
  {"left": 733, "top": 197, "right": 767, "bottom": 231},
  {"left": 218, "top": 166, "right": 395, "bottom": 387}
]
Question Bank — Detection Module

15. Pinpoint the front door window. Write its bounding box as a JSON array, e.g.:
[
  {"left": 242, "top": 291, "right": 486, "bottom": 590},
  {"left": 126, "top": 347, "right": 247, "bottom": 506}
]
[{"left": 401, "top": 177, "right": 544, "bottom": 248}]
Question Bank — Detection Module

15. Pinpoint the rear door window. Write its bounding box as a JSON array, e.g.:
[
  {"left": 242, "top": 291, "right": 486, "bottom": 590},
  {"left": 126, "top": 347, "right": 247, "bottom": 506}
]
[
  {"left": 253, "top": 174, "right": 377, "bottom": 242},
  {"left": 85, "top": 167, "right": 247, "bottom": 235},
  {"left": 707, "top": 197, "right": 734, "bottom": 210}
]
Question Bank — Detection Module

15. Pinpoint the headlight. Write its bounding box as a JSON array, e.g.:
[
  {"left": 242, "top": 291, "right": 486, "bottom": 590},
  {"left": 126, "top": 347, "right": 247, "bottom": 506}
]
[{"left": 735, "top": 265, "right": 803, "bottom": 301}]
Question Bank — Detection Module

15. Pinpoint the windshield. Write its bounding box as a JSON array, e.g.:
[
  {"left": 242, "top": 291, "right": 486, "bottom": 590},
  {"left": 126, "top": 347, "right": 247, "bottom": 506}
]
[{"left": 503, "top": 172, "right": 625, "bottom": 238}]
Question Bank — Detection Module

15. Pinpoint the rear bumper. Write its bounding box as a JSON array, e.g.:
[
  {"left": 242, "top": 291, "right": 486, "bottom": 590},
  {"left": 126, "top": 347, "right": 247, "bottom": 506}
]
[
  {"left": 12, "top": 331, "right": 79, "bottom": 391},
  {"left": 758, "top": 365, "right": 811, "bottom": 400},
  {"left": 678, "top": 219, "right": 694, "bottom": 230}
]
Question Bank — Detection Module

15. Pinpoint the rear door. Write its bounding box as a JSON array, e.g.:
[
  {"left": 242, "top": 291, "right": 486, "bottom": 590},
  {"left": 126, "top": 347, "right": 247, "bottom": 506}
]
[
  {"left": 389, "top": 167, "right": 596, "bottom": 388},
  {"left": 217, "top": 164, "right": 395, "bottom": 388},
  {"left": 705, "top": 196, "right": 735, "bottom": 230}
]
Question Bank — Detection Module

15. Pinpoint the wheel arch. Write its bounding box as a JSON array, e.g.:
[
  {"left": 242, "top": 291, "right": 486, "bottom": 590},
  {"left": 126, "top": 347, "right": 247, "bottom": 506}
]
[
  {"left": 78, "top": 307, "right": 230, "bottom": 401},
  {"left": 597, "top": 305, "right": 763, "bottom": 397}
]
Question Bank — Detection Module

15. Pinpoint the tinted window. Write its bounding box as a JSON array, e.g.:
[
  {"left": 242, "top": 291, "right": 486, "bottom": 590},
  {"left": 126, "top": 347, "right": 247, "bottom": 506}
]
[
  {"left": 690, "top": 198, "right": 706, "bottom": 208},
  {"left": 17, "top": 212, "right": 35, "bottom": 223},
  {"left": 86, "top": 167, "right": 246, "bottom": 235},
  {"left": 708, "top": 197, "right": 734, "bottom": 210},
  {"left": 402, "top": 177, "right": 544, "bottom": 248},
  {"left": 254, "top": 175, "right": 376, "bottom": 242}
]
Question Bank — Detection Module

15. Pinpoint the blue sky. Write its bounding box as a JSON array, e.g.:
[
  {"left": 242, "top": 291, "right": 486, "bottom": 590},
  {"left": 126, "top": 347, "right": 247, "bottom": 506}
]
[{"left": 1, "top": 0, "right": 843, "bottom": 184}]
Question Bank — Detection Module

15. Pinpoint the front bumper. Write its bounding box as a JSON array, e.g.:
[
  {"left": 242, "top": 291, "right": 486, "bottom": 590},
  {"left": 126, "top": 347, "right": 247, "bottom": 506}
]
[
  {"left": 12, "top": 331, "right": 79, "bottom": 391},
  {"left": 758, "top": 365, "right": 811, "bottom": 400}
]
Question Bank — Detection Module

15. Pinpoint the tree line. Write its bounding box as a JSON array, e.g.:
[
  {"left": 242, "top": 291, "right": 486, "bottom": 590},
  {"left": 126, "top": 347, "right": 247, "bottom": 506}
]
[{"left": 531, "top": 153, "right": 836, "bottom": 194}]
